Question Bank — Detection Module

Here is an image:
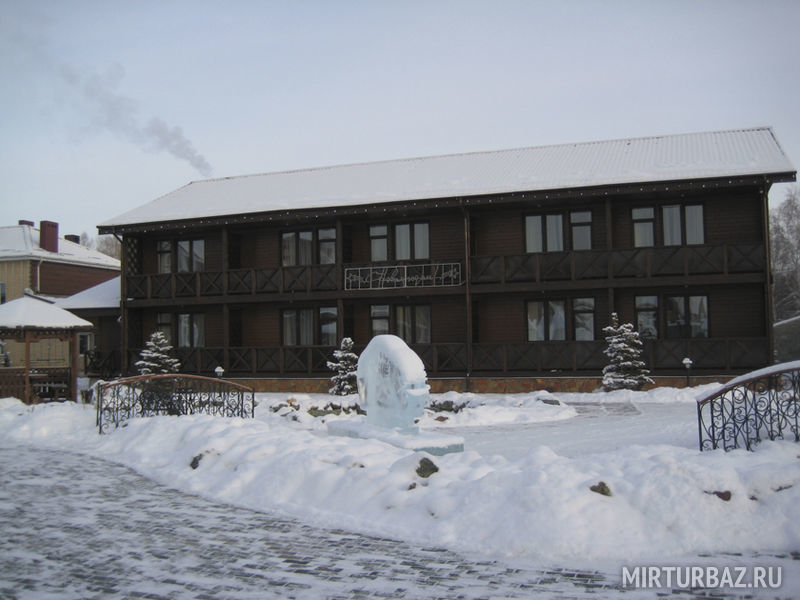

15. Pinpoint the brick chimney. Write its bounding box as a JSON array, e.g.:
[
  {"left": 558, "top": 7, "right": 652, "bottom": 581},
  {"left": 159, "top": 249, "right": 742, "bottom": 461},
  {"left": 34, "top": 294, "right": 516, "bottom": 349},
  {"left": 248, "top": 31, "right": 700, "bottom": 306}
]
[
  {"left": 18, "top": 219, "right": 34, "bottom": 226},
  {"left": 39, "top": 220, "right": 59, "bottom": 253},
  {"left": 64, "top": 234, "right": 80, "bottom": 244}
]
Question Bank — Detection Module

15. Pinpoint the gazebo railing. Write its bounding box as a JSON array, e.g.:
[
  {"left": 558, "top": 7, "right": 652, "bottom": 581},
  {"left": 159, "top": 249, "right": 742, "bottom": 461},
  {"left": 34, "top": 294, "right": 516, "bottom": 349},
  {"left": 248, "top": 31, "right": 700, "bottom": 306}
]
[
  {"left": 697, "top": 361, "right": 800, "bottom": 451},
  {"left": 96, "top": 374, "right": 255, "bottom": 434}
]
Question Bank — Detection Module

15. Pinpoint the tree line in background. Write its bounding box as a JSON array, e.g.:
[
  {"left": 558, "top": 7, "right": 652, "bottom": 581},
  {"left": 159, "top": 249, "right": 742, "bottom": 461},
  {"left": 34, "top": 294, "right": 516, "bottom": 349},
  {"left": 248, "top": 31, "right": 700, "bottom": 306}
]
[
  {"left": 76, "top": 184, "right": 800, "bottom": 322},
  {"left": 771, "top": 185, "right": 800, "bottom": 322},
  {"left": 79, "top": 232, "right": 121, "bottom": 259}
]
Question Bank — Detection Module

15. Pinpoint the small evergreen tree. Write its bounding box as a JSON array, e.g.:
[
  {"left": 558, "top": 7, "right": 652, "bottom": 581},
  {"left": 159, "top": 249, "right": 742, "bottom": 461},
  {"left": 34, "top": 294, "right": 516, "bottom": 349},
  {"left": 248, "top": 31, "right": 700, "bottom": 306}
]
[
  {"left": 327, "top": 337, "right": 358, "bottom": 395},
  {"left": 602, "top": 313, "right": 653, "bottom": 391},
  {"left": 135, "top": 331, "right": 181, "bottom": 375}
]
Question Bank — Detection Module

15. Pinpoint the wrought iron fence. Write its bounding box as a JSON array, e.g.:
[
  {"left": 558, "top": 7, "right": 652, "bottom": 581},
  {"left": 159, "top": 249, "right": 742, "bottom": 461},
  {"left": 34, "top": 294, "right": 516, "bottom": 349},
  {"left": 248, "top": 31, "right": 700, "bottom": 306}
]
[
  {"left": 96, "top": 374, "right": 255, "bottom": 434},
  {"left": 697, "top": 362, "right": 800, "bottom": 451}
]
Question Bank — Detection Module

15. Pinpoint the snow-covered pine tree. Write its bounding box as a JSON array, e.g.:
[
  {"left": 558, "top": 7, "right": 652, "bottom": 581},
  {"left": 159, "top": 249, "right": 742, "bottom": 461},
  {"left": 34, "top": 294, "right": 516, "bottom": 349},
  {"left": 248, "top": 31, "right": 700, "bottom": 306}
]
[
  {"left": 327, "top": 337, "right": 358, "bottom": 395},
  {"left": 602, "top": 312, "right": 654, "bottom": 391},
  {"left": 135, "top": 331, "right": 181, "bottom": 375}
]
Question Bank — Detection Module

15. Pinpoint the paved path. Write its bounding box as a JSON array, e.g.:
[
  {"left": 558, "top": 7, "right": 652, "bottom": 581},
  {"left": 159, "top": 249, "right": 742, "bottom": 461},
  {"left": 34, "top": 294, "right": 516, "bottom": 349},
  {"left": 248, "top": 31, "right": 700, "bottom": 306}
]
[
  {"left": 0, "top": 445, "right": 785, "bottom": 599},
  {"left": 0, "top": 445, "right": 624, "bottom": 599}
]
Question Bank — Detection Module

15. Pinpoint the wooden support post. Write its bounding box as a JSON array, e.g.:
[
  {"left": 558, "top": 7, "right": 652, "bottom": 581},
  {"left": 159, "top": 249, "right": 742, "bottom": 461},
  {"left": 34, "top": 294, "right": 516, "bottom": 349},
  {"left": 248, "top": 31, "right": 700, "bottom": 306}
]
[
  {"left": 463, "top": 206, "right": 473, "bottom": 385},
  {"left": 24, "top": 333, "right": 31, "bottom": 405},
  {"left": 71, "top": 332, "right": 80, "bottom": 402}
]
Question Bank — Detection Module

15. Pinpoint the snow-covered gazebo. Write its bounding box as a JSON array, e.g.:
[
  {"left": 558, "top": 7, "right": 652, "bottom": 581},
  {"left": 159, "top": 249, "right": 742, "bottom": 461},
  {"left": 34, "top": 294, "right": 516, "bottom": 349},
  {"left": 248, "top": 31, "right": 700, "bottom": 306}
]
[{"left": 0, "top": 294, "right": 92, "bottom": 404}]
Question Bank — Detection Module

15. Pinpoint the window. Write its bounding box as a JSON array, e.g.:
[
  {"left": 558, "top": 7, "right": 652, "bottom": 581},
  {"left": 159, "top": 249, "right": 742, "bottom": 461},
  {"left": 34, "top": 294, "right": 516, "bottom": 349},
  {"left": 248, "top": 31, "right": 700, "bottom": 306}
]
[
  {"left": 663, "top": 205, "right": 705, "bottom": 246},
  {"left": 282, "top": 307, "right": 337, "bottom": 345},
  {"left": 666, "top": 295, "right": 708, "bottom": 338},
  {"left": 632, "top": 207, "right": 655, "bottom": 247},
  {"left": 156, "top": 312, "right": 173, "bottom": 342},
  {"left": 78, "top": 332, "right": 94, "bottom": 355},
  {"left": 573, "top": 297, "right": 595, "bottom": 341},
  {"left": 370, "top": 225, "right": 388, "bottom": 262},
  {"left": 371, "top": 305, "right": 390, "bottom": 336},
  {"left": 525, "top": 214, "right": 564, "bottom": 253},
  {"left": 0, "top": 282, "right": 5, "bottom": 304},
  {"left": 395, "top": 305, "right": 431, "bottom": 344},
  {"left": 394, "top": 223, "right": 429, "bottom": 261},
  {"left": 570, "top": 211, "right": 592, "bottom": 250},
  {"left": 685, "top": 205, "right": 704, "bottom": 245},
  {"left": 283, "top": 229, "right": 336, "bottom": 266},
  {"left": 527, "top": 300, "right": 566, "bottom": 341},
  {"left": 177, "top": 240, "right": 204, "bottom": 272},
  {"left": 177, "top": 313, "right": 204, "bottom": 347},
  {"left": 318, "top": 228, "right": 336, "bottom": 265},
  {"left": 283, "top": 308, "right": 314, "bottom": 346},
  {"left": 282, "top": 231, "right": 313, "bottom": 266},
  {"left": 157, "top": 241, "right": 172, "bottom": 274},
  {"left": 635, "top": 296, "right": 658, "bottom": 339},
  {"left": 319, "top": 306, "right": 338, "bottom": 346}
]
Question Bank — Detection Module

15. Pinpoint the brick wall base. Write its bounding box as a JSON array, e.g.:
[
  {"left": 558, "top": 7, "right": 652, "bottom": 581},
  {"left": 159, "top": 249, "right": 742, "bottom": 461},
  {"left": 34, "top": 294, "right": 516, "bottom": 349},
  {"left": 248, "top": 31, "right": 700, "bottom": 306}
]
[{"left": 228, "top": 375, "right": 730, "bottom": 395}]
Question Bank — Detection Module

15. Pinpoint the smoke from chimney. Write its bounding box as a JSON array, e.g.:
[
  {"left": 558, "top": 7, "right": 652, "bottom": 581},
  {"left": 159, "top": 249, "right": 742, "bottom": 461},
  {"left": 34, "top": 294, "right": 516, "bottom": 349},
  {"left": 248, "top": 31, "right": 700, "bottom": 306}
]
[{"left": 59, "top": 63, "right": 213, "bottom": 177}]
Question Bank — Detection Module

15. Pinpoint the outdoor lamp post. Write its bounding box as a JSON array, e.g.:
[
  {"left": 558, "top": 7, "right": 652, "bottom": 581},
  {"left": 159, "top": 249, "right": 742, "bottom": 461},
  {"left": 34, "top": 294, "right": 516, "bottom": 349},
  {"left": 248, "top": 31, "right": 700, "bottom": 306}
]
[
  {"left": 214, "top": 365, "right": 224, "bottom": 379},
  {"left": 682, "top": 357, "right": 693, "bottom": 388}
]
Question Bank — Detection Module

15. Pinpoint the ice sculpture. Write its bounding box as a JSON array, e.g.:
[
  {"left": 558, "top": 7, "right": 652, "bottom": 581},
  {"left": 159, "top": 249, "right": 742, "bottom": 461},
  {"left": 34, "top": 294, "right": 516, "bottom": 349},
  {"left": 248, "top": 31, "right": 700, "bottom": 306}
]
[{"left": 357, "top": 335, "right": 429, "bottom": 433}]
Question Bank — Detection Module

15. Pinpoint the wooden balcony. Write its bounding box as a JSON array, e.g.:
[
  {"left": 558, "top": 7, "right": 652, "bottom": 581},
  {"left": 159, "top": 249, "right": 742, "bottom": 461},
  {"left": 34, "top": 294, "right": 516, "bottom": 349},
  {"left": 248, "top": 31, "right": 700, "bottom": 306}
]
[
  {"left": 126, "top": 264, "right": 338, "bottom": 300},
  {"left": 471, "top": 243, "right": 765, "bottom": 285},
  {"left": 127, "top": 337, "right": 769, "bottom": 378}
]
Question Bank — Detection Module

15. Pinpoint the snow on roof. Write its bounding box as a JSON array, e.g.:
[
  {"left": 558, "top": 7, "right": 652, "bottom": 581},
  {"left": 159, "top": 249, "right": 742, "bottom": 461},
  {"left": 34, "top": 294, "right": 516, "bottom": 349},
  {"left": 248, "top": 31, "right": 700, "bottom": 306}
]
[
  {"left": 56, "top": 276, "right": 120, "bottom": 311},
  {"left": 101, "top": 127, "right": 795, "bottom": 229},
  {"left": 0, "top": 224, "right": 120, "bottom": 270},
  {"left": 0, "top": 295, "right": 93, "bottom": 330}
]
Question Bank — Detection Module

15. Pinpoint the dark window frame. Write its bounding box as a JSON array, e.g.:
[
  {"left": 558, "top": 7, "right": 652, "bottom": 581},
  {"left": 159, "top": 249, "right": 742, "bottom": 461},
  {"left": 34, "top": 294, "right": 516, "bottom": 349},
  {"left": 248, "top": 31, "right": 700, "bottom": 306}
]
[
  {"left": 281, "top": 306, "right": 338, "bottom": 346},
  {"left": 634, "top": 295, "right": 659, "bottom": 339},
  {"left": 394, "top": 222, "right": 430, "bottom": 262},
  {"left": 632, "top": 207, "right": 655, "bottom": 248},
  {"left": 177, "top": 312, "right": 205, "bottom": 348},
  {"left": 665, "top": 295, "right": 709, "bottom": 339},
  {"left": 177, "top": 239, "right": 205, "bottom": 273},
  {"left": 395, "top": 304, "right": 431, "bottom": 344},
  {"left": 281, "top": 228, "right": 337, "bottom": 267},
  {"left": 572, "top": 297, "right": 595, "bottom": 341},
  {"left": 527, "top": 299, "right": 567, "bottom": 341},
  {"left": 569, "top": 211, "right": 593, "bottom": 251}
]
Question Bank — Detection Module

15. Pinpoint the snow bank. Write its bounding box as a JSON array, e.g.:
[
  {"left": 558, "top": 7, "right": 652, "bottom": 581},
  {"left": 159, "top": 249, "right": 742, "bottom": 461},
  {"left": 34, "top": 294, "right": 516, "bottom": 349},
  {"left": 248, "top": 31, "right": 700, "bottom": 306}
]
[{"left": 2, "top": 392, "right": 800, "bottom": 566}]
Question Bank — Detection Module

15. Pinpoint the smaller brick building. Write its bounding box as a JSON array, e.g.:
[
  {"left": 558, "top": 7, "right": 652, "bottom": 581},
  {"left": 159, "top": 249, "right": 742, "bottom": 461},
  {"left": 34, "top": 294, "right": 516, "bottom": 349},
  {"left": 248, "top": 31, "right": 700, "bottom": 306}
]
[{"left": 0, "top": 221, "right": 120, "bottom": 368}]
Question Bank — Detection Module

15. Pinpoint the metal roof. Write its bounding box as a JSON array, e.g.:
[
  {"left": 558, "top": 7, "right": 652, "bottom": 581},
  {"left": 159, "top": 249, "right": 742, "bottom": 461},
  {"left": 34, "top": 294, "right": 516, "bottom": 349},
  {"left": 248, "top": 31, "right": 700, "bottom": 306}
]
[{"left": 101, "top": 127, "right": 795, "bottom": 230}]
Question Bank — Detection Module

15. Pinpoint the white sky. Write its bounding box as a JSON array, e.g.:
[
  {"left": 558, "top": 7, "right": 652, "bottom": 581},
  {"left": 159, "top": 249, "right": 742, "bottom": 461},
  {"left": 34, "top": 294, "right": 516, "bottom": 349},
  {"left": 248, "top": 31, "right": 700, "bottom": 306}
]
[{"left": 1, "top": 0, "right": 798, "bottom": 238}]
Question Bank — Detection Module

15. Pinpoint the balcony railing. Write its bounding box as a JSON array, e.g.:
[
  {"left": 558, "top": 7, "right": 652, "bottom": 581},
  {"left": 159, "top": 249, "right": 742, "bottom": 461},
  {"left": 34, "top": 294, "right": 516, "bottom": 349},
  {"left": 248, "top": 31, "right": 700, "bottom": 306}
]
[
  {"left": 126, "top": 337, "right": 768, "bottom": 378},
  {"left": 125, "top": 244, "right": 764, "bottom": 300},
  {"left": 471, "top": 243, "right": 765, "bottom": 285},
  {"left": 127, "top": 264, "right": 339, "bottom": 300}
]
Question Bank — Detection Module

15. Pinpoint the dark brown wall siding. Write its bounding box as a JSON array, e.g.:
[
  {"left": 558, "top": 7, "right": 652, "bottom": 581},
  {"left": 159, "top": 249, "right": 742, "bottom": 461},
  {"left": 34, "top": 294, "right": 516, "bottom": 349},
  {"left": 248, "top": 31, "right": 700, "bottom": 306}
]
[
  {"left": 478, "top": 297, "right": 525, "bottom": 343},
  {"left": 38, "top": 262, "right": 118, "bottom": 296},
  {"left": 204, "top": 232, "right": 222, "bottom": 271},
  {"left": 704, "top": 192, "right": 763, "bottom": 245},
  {"left": 431, "top": 298, "right": 466, "bottom": 343},
  {"left": 205, "top": 309, "right": 223, "bottom": 346},
  {"left": 615, "top": 285, "right": 765, "bottom": 338},
  {"left": 472, "top": 209, "right": 522, "bottom": 256},
  {"left": 611, "top": 189, "right": 763, "bottom": 248},
  {"left": 708, "top": 285, "right": 764, "bottom": 337},
  {"left": 430, "top": 214, "right": 463, "bottom": 261},
  {"left": 240, "top": 305, "right": 280, "bottom": 346}
]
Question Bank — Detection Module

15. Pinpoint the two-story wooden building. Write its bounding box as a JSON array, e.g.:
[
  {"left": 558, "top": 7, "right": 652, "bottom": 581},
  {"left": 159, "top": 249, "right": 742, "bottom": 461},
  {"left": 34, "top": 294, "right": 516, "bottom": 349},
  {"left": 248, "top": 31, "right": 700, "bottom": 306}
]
[{"left": 99, "top": 127, "right": 795, "bottom": 391}]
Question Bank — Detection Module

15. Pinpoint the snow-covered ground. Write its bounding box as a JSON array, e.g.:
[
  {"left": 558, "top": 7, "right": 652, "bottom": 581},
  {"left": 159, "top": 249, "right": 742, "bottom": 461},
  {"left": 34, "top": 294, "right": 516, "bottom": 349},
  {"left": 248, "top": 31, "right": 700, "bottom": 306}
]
[{"left": 2, "top": 385, "right": 799, "bottom": 596}]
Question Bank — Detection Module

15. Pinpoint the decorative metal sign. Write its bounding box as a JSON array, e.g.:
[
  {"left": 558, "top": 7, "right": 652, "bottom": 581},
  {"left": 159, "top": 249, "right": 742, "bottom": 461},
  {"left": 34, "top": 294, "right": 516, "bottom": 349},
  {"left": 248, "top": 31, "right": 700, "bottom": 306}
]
[{"left": 344, "top": 263, "right": 462, "bottom": 290}]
